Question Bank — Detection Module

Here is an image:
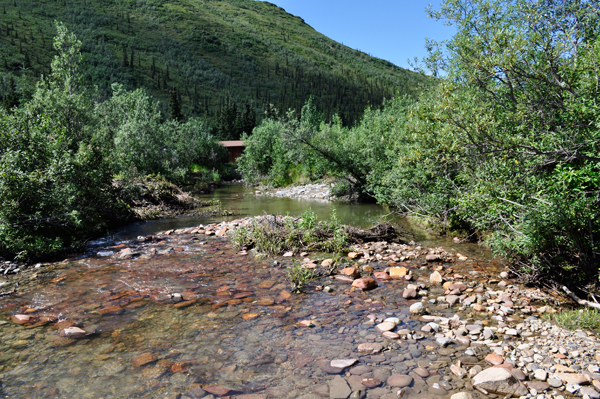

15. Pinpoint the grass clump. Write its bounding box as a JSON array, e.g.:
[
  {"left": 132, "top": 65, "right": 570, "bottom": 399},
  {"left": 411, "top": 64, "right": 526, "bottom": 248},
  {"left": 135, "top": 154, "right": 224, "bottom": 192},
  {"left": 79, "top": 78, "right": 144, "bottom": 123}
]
[
  {"left": 545, "top": 308, "right": 600, "bottom": 335},
  {"left": 230, "top": 208, "right": 348, "bottom": 255},
  {"left": 286, "top": 263, "right": 316, "bottom": 294}
]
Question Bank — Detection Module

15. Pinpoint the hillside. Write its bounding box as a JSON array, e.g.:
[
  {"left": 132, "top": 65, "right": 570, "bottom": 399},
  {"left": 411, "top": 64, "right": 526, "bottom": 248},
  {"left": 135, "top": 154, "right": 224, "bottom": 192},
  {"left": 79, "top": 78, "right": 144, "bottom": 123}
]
[{"left": 0, "top": 0, "right": 428, "bottom": 131}]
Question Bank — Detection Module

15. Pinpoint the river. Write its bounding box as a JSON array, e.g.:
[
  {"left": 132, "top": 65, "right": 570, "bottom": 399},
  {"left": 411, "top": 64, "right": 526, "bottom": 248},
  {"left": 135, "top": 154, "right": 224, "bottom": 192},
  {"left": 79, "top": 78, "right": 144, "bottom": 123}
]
[{"left": 0, "top": 185, "right": 497, "bottom": 399}]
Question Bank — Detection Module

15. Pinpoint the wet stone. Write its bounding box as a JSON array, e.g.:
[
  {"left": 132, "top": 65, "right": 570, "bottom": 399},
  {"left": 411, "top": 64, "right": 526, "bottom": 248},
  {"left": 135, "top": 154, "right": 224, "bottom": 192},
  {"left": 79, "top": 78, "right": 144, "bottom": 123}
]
[
  {"left": 387, "top": 375, "right": 413, "bottom": 388},
  {"left": 329, "top": 375, "right": 352, "bottom": 399},
  {"left": 361, "top": 378, "right": 381, "bottom": 388}
]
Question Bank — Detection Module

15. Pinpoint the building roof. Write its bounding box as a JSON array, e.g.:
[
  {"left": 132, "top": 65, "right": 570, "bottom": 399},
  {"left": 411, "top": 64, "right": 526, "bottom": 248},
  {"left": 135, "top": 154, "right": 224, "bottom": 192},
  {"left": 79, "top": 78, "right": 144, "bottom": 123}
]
[{"left": 219, "top": 140, "right": 246, "bottom": 147}]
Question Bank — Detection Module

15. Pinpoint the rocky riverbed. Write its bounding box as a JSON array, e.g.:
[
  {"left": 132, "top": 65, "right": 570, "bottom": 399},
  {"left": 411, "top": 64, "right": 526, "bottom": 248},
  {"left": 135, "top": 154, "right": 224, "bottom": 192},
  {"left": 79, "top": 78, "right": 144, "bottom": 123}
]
[
  {"left": 1, "top": 217, "right": 598, "bottom": 399},
  {"left": 255, "top": 183, "right": 333, "bottom": 201}
]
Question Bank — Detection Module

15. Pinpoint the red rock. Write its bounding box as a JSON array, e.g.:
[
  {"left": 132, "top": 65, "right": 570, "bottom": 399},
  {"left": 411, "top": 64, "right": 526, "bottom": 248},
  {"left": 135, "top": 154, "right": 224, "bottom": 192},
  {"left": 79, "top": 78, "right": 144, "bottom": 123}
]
[
  {"left": 98, "top": 305, "right": 123, "bottom": 315},
  {"left": 226, "top": 299, "right": 243, "bottom": 305},
  {"left": 351, "top": 278, "right": 377, "bottom": 291},
  {"left": 279, "top": 290, "right": 291, "bottom": 300},
  {"left": 11, "top": 314, "right": 34, "bottom": 324},
  {"left": 133, "top": 352, "right": 156, "bottom": 367},
  {"left": 203, "top": 385, "right": 234, "bottom": 396},
  {"left": 402, "top": 288, "right": 417, "bottom": 299},
  {"left": 256, "top": 297, "right": 274, "bottom": 306},
  {"left": 51, "top": 337, "right": 75, "bottom": 347},
  {"left": 257, "top": 280, "right": 276, "bottom": 289},
  {"left": 298, "top": 320, "right": 314, "bottom": 327},
  {"left": 341, "top": 267, "right": 360, "bottom": 278},
  {"left": 374, "top": 272, "right": 391, "bottom": 281},
  {"left": 361, "top": 378, "right": 382, "bottom": 388},
  {"left": 173, "top": 299, "right": 197, "bottom": 309},
  {"left": 426, "top": 254, "right": 441, "bottom": 262},
  {"left": 241, "top": 313, "right": 259, "bottom": 320},
  {"left": 215, "top": 227, "right": 228, "bottom": 236},
  {"left": 171, "top": 362, "right": 189, "bottom": 373}
]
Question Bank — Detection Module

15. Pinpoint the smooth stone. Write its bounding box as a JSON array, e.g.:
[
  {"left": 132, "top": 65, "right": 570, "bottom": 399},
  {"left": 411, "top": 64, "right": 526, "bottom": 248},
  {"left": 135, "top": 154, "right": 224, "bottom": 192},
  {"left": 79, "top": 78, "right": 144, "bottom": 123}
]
[
  {"left": 534, "top": 369, "right": 548, "bottom": 381},
  {"left": 430, "top": 271, "right": 443, "bottom": 284},
  {"left": 485, "top": 353, "right": 504, "bottom": 366},
  {"left": 331, "top": 359, "right": 358, "bottom": 369},
  {"left": 382, "top": 331, "right": 400, "bottom": 339},
  {"left": 409, "top": 302, "right": 425, "bottom": 315},
  {"left": 324, "top": 365, "right": 345, "bottom": 374},
  {"left": 351, "top": 278, "right": 378, "bottom": 291},
  {"left": 414, "top": 367, "right": 430, "bottom": 378},
  {"left": 361, "top": 378, "right": 382, "bottom": 388},
  {"left": 548, "top": 378, "right": 563, "bottom": 388},
  {"left": 402, "top": 288, "right": 417, "bottom": 299},
  {"left": 376, "top": 322, "right": 396, "bottom": 333},
  {"left": 387, "top": 375, "right": 413, "bottom": 388}
]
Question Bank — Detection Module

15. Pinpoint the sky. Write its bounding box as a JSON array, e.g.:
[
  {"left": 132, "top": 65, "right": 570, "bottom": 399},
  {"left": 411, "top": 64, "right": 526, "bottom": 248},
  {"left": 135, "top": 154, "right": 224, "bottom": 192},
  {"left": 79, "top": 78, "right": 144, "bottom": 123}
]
[{"left": 257, "top": 0, "right": 456, "bottom": 70}]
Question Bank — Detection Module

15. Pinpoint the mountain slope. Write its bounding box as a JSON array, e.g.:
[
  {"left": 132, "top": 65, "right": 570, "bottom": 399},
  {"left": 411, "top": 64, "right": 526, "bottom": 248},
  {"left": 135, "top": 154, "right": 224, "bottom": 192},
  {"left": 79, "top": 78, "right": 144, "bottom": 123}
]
[{"left": 0, "top": 0, "right": 429, "bottom": 128}]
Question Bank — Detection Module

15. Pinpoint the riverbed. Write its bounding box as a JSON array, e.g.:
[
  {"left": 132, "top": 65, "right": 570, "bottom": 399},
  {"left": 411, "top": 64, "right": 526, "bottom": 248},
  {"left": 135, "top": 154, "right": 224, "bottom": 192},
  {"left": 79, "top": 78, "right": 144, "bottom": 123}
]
[{"left": 0, "top": 186, "right": 597, "bottom": 399}]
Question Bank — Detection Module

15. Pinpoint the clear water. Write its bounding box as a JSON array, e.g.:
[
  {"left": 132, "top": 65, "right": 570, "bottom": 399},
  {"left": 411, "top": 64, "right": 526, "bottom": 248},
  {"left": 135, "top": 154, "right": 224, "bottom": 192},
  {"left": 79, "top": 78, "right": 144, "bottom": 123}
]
[{"left": 0, "top": 187, "right": 500, "bottom": 399}]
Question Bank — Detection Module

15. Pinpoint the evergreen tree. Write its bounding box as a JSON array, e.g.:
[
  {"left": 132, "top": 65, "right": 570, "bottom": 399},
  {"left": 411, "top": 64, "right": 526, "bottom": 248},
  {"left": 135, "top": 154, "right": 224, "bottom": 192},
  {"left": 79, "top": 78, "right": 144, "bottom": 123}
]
[
  {"left": 169, "top": 86, "right": 183, "bottom": 121},
  {"left": 2, "top": 76, "right": 19, "bottom": 112}
]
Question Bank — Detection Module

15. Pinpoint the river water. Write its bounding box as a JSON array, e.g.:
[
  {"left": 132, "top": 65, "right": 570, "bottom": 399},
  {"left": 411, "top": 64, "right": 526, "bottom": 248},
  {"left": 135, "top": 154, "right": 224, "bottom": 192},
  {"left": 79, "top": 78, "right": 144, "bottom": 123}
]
[{"left": 0, "top": 185, "right": 497, "bottom": 399}]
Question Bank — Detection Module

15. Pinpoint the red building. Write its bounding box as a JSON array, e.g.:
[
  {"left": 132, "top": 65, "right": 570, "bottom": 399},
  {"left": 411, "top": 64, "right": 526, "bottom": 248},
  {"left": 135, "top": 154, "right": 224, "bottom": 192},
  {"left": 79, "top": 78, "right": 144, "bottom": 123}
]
[{"left": 219, "top": 141, "right": 246, "bottom": 163}]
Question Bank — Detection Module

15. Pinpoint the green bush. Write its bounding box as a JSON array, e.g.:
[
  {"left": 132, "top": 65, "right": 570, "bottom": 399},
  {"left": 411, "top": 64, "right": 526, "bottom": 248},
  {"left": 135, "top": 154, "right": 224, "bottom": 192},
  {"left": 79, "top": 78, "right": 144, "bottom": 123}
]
[{"left": 230, "top": 209, "right": 348, "bottom": 255}]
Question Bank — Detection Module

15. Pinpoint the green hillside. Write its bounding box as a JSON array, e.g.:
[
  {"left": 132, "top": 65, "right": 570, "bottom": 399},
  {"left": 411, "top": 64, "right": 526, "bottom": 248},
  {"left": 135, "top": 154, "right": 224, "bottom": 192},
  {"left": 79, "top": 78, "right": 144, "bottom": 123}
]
[{"left": 0, "top": 0, "right": 428, "bottom": 131}]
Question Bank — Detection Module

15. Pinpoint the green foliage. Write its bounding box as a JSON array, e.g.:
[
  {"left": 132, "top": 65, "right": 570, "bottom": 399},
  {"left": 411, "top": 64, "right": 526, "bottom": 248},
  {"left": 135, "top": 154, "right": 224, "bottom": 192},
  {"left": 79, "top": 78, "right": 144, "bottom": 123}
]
[
  {"left": 545, "top": 308, "right": 600, "bottom": 335},
  {"left": 238, "top": 1, "right": 600, "bottom": 286},
  {"left": 0, "top": 23, "right": 226, "bottom": 259},
  {"left": 286, "top": 262, "right": 315, "bottom": 294},
  {"left": 229, "top": 209, "right": 348, "bottom": 255},
  {"left": 0, "top": 0, "right": 428, "bottom": 127}
]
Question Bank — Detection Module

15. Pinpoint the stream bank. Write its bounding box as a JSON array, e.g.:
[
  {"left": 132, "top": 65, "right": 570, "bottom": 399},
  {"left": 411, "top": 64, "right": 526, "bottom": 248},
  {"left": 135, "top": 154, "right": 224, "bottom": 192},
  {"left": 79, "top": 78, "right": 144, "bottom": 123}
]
[{"left": 1, "top": 217, "right": 599, "bottom": 398}]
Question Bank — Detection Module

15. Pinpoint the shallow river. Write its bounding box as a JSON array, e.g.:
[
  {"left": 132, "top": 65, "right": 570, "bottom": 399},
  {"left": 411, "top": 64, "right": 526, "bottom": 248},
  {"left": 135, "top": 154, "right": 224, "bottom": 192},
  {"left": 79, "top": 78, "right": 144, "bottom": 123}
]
[{"left": 0, "top": 186, "right": 500, "bottom": 399}]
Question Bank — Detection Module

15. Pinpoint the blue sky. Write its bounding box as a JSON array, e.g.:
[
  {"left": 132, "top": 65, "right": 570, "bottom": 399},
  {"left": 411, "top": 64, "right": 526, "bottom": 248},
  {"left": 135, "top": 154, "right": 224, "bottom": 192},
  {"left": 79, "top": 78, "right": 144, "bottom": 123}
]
[{"left": 257, "top": 1, "right": 455, "bottom": 70}]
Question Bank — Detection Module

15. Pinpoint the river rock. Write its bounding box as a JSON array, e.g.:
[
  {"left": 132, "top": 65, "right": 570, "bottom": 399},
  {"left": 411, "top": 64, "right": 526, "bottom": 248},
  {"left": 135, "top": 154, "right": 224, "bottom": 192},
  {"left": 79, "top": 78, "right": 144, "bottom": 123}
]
[
  {"left": 331, "top": 359, "right": 358, "bottom": 369},
  {"left": 484, "top": 353, "right": 504, "bottom": 366},
  {"left": 430, "top": 271, "right": 443, "bottom": 285},
  {"left": 409, "top": 302, "right": 425, "bottom": 314},
  {"left": 389, "top": 267, "right": 407, "bottom": 278},
  {"left": 133, "top": 352, "right": 157, "bottom": 367},
  {"left": 555, "top": 373, "right": 590, "bottom": 385},
  {"left": 373, "top": 272, "right": 391, "bottom": 281},
  {"left": 426, "top": 254, "right": 440, "bottom": 262},
  {"left": 59, "top": 326, "right": 87, "bottom": 339},
  {"left": 11, "top": 314, "right": 34, "bottom": 324},
  {"left": 357, "top": 343, "right": 383, "bottom": 354},
  {"left": 387, "top": 375, "right": 413, "bottom": 388},
  {"left": 472, "top": 367, "right": 528, "bottom": 396},
  {"left": 446, "top": 295, "right": 460, "bottom": 306},
  {"left": 341, "top": 267, "right": 360, "bottom": 278},
  {"left": 181, "top": 387, "right": 207, "bottom": 398},
  {"left": 580, "top": 387, "right": 600, "bottom": 398},
  {"left": 402, "top": 288, "right": 417, "bottom": 299},
  {"left": 361, "top": 378, "right": 381, "bottom": 388},
  {"left": 329, "top": 375, "right": 352, "bottom": 399},
  {"left": 351, "top": 278, "right": 377, "bottom": 291},
  {"left": 376, "top": 322, "right": 395, "bottom": 332}
]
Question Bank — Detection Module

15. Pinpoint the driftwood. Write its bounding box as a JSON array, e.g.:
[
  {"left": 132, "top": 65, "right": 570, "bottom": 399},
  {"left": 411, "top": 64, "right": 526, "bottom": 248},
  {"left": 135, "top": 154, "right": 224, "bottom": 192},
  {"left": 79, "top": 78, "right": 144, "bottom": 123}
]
[
  {"left": 560, "top": 285, "right": 600, "bottom": 310},
  {"left": 347, "top": 223, "right": 405, "bottom": 243}
]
